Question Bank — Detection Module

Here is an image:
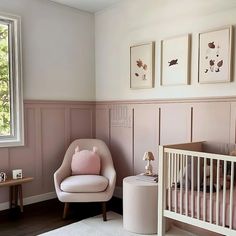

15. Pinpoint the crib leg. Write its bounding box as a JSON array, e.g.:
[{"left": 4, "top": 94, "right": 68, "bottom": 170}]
[
  {"left": 158, "top": 145, "right": 166, "bottom": 236},
  {"left": 158, "top": 217, "right": 166, "bottom": 236}
]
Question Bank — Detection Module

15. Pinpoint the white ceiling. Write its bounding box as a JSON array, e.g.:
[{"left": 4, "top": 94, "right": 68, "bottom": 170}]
[{"left": 50, "top": 0, "right": 122, "bottom": 13}]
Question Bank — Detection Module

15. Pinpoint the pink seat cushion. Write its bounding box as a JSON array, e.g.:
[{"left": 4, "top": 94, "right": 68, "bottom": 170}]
[
  {"left": 71, "top": 147, "right": 101, "bottom": 175},
  {"left": 60, "top": 175, "right": 108, "bottom": 193}
]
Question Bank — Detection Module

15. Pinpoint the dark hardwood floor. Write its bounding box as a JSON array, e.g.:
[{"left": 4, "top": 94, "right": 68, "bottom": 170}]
[{"left": 0, "top": 197, "right": 122, "bottom": 236}]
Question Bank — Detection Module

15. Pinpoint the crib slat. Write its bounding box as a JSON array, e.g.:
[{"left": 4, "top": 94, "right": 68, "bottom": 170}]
[
  {"left": 180, "top": 154, "right": 183, "bottom": 215},
  {"left": 191, "top": 155, "right": 194, "bottom": 218},
  {"left": 216, "top": 159, "right": 220, "bottom": 225},
  {"left": 175, "top": 154, "right": 177, "bottom": 213},
  {"left": 197, "top": 156, "right": 200, "bottom": 220},
  {"left": 210, "top": 158, "right": 213, "bottom": 224},
  {"left": 229, "top": 161, "right": 234, "bottom": 229},
  {"left": 203, "top": 157, "right": 206, "bottom": 222},
  {"left": 185, "top": 155, "right": 188, "bottom": 216},
  {"left": 222, "top": 160, "right": 227, "bottom": 227},
  {"left": 168, "top": 152, "right": 171, "bottom": 211},
  {"left": 172, "top": 154, "right": 174, "bottom": 184},
  {"left": 177, "top": 155, "right": 180, "bottom": 181}
]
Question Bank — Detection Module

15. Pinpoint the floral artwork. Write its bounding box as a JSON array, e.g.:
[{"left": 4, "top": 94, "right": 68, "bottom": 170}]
[
  {"left": 130, "top": 42, "right": 154, "bottom": 89},
  {"left": 135, "top": 59, "right": 148, "bottom": 80},
  {"left": 161, "top": 35, "right": 190, "bottom": 86},
  {"left": 198, "top": 26, "right": 232, "bottom": 83}
]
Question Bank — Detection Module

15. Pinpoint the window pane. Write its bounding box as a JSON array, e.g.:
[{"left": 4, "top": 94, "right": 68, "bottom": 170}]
[{"left": 0, "top": 23, "right": 11, "bottom": 136}]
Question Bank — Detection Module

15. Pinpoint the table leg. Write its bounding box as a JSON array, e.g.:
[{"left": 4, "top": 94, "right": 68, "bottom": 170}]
[
  {"left": 18, "top": 185, "right": 23, "bottom": 212},
  {"left": 14, "top": 185, "right": 18, "bottom": 208},
  {"left": 9, "top": 186, "right": 13, "bottom": 209}
]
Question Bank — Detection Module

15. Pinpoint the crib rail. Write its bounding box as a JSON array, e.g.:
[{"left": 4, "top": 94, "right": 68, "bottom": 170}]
[{"left": 158, "top": 143, "right": 236, "bottom": 236}]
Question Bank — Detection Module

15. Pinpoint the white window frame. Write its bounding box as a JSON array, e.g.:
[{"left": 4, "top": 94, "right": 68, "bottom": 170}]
[{"left": 0, "top": 13, "right": 24, "bottom": 147}]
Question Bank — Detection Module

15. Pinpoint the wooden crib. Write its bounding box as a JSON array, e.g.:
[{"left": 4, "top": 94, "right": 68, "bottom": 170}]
[{"left": 158, "top": 142, "right": 236, "bottom": 236}]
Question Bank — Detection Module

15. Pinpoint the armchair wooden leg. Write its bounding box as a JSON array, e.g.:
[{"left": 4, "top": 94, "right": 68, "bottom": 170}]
[
  {"left": 102, "top": 202, "right": 107, "bottom": 221},
  {"left": 63, "top": 202, "right": 69, "bottom": 219}
]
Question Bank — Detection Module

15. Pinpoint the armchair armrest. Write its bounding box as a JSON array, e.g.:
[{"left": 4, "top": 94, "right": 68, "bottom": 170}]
[
  {"left": 54, "top": 164, "right": 71, "bottom": 195},
  {"left": 103, "top": 166, "right": 116, "bottom": 200}
]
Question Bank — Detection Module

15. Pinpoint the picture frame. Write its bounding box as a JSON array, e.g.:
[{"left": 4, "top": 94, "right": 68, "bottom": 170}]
[
  {"left": 161, "top": 34, "right": 190, "bottom": 86},
  {"left": 198, "top": 26, "right": 232, "bottom": 84},
  {"left": 130, "top": 42, "right": 155, "bottom": 89}
]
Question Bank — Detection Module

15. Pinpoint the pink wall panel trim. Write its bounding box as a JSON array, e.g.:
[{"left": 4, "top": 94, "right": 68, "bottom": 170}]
[
  {"left": 95, "top": 106, "right": 110, "bottom": 146},
  {"left": 160, "top": 103, "right": 192, "bottom": 145},
  {"left": 0, "top": 101, "right": 95, "bottom": 204},
  {"left": 192, "top": 102, "right": 230, "bottom": 143},
  {"left": 41, "top": 108, "right": 66, "bottom": 193},
  {"left": 96, "top": 100, "right": 234, "bottom": 187},
  {"left": 133, "top": 104, "right": 159, "bottom": 175},
  {"left": 110, "top": 105, "right": 133, "bottom": 186},
  {"left": 70, "top": 108, "right": 94, "bottom": 142},
  {"left": 0, "top": 98, "right": 235, "bottom": 205}
]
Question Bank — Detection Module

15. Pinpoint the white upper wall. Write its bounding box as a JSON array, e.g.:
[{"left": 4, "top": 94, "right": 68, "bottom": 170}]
[
  {"left": 95, "top": 0, "right": 236, "bottom": 100},
  {"left": 0, "top": 0, "right": 95, "bottom": 101}
]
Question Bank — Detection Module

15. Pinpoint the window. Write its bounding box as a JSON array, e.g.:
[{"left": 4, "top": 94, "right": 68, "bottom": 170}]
[{"left": 0, "top": 13, "right": 23, "bottom": 147}]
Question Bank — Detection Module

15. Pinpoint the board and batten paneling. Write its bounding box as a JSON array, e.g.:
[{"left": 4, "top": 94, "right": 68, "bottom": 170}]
[
  {"left": 159, "top": 103, "right": 192, "bottom": 145},
  {"left": 133, "top": 104, "right": 159, "bottom": 175},
  {"left": 230, "top": 102, "right": 236, "bottom": 145},
  {"left": 95, "top": 105, "right": 110, "bottom": 146},
  {"left": 0, "top": 98, "right": 235, "bottom": 206},
  {"left": 95, "top": 100, "right": 234, "bottom": 183},
  {"left": 70, "top": 107, "right": 94, "bottom": 142},
  {"left": 110, "top": 105, "right": 133, "bottom": 186},
  {"left": 41, "top": 108, "right": 66, "bottom": 193},
  {"left": 0, "top": 101, "right": 95, "bottom": 205},
  {"left": 192, "top": 102, "right": 231, "bottom": 143},
  {"left": 9, "top": 108, "right": 38, "bottom": 197}
]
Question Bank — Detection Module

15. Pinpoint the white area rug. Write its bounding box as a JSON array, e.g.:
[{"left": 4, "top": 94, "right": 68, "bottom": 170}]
[{"left": 39, "top": 211, "right": 196, "bottom": 236}]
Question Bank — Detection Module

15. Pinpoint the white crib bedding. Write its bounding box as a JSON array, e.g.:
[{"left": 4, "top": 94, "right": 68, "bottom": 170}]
[{"left": 169, "top": 187, "right": 236, "bottom": 229}]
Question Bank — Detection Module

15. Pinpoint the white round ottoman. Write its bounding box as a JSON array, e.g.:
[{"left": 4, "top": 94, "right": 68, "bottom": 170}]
[{"left": 123, "top": 176, "right": 158, "bottom": 234}]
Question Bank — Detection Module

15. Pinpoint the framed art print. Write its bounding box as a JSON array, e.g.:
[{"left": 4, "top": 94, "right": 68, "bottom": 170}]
[
  {"left": 130, "top": 42, "right": 155, "bottom": 89},
  {"left": 198, "top": 26, "right": 232, "bottom": 83},
  {"left": 161, "top": 34, "right": 190, "bottom": 86}
]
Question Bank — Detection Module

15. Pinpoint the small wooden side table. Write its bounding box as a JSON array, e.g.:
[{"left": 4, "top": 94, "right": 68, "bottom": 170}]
[{"left": 0, "top": 177, "right": 33, "bottom": 212}]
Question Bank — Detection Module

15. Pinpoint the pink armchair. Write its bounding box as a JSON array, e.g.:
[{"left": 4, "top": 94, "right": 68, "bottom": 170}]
[{"left": 54, "top": 139, "right": 116, "bottom": 221}]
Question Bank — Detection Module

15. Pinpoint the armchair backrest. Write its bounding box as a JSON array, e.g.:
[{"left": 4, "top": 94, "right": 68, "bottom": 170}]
[{"left": 61, "top": 139, "right": 114, "bottom": 177}]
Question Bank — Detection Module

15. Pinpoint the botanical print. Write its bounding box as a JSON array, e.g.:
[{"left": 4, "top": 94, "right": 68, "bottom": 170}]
[
  {"left": 135, "top": 59, "right": 148, "bottom": 80},
  {"left": 130, "top": 42, "right": 154, "bottom": 89},
  {"left": 168, "top": 59, "right": 178, "bottom": 67},
  {"left": 199, "top": 26, "right": 232, "bottom": 83},
  {"left": 161, "top": 35, "right": 190, "bottom": 85}
]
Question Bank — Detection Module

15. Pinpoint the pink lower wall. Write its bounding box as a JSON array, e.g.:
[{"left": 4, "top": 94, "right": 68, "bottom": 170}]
[
  {"left": 96, "top": 98, "right": 235, "bottom": 186},
  {"left": 0, "top": 100, "right": 95, "bottom": 204},
  {"left": 95, "top": 98, "right": 234, "bottom": 236},
  {"left": 0, "top": 97, "right": 235, "bottom": 214}
]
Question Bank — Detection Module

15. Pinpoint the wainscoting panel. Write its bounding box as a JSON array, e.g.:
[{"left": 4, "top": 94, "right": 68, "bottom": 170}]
[
  {"left": 95, "top": 105, "right": 110, "bottom": 146},
  {"left": 133, "top": 104, "right": 159, "bottom": 175},
  {"left": 230, "top": 102, "right": 236, "bottom": 144},
  {"left": 0, "top": 101, "right": 95, "bottom": 205},
  {"left": 1, "top": 98, "right": 236, "bottom": 206},
  {"left": 0, "top": 148, "right": 10, "bottom": 202},
  {"left": 192, "top": 102, "right": 231, "bottom": 143},
  {"left": 159, "top": 103, "right": 192, "bottom": 145},
  {"left": 95, "top": 99, "right": 236, "bottom": 186},
  {"left": 110, "top": 105, "right": 133, "bottom": 186},
  {"left": 70, "top": 108, "right": 94, "bottom": 142},
  {"left": 9, "top": 108, "right": 38, "bottom": 197},
  {"left": 41, "top": 108, "right": 66, "bottom": 193}
]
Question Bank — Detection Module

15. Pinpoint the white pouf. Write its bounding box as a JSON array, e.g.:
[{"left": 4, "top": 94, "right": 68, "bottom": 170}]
[{"left": 123, "top": 176, "right": 158, "bottom": 234}]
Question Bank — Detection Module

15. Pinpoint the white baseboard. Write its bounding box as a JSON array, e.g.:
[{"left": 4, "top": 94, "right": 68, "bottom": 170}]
[
  {"left": 0, "top": 191, "right": 57, "bottom": 211},
  {"left": 113, "top": 186, "right": 122, "bottom": 199}
]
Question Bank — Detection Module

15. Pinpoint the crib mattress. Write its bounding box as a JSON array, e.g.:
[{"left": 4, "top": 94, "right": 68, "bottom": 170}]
[{"left": 168, "top": 187, "right": 236, "bottom": 229}]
